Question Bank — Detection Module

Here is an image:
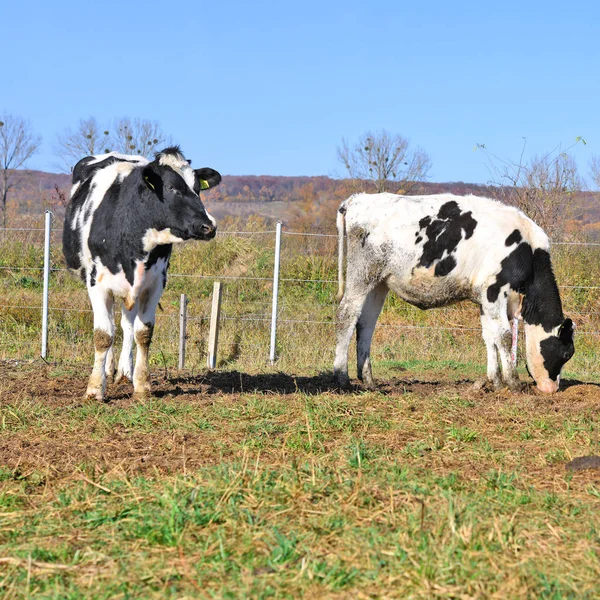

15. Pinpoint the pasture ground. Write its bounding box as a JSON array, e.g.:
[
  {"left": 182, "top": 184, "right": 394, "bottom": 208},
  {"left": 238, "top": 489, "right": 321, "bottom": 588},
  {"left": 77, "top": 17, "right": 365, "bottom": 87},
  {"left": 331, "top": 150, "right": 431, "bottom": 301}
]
[{"left": 0, "top": 361, "right": 599, "bottom": 599}]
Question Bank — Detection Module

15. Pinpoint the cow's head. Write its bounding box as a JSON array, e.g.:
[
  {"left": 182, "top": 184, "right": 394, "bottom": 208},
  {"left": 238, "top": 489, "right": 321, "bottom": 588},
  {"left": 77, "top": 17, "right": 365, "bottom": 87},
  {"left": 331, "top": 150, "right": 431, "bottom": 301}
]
[
  {"left": 524, "top": 318, "right": 575, "bottom": 393},
  {"left": 142, "top": 147, "right": 221, "bottom": 241}
]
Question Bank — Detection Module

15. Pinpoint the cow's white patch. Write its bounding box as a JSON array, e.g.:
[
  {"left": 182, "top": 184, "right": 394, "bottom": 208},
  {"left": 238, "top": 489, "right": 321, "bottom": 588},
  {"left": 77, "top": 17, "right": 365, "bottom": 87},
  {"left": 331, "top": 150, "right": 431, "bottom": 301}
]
[
  {"left": 95, "top": 264, "right": 131, "bottom": 300},
  {"left": 88, "top": 152, "right": 149, "bottom": 167},
  {"left": 206, "top": 210, "right": 217, "bottom": 227},
  {"left": 142, "top": 228, "right": 185, "bottom": 252},
  {"left": 157, "top": 151, "right": 200, "bottom": 195}
]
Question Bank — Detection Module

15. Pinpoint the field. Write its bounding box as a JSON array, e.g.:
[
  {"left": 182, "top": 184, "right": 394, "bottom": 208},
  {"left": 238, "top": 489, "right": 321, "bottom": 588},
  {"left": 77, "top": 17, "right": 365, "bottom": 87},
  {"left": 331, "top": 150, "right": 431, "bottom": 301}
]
[
  {"left": 1, "top": 220, "right": 600, "bottom": 597},
  {"left": 1, "top": 363, "right": 599, "bottom": 598}
]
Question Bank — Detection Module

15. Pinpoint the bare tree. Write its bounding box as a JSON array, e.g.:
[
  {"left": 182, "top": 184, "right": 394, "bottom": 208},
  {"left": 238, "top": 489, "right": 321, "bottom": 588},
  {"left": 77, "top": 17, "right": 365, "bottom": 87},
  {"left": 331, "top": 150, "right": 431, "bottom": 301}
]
[
  {"left": 477, "top": 138, "right": 584, "bottom": 241},
  {"left": 0, "top": 114, "right": 42, "bottom": 227},
  {"left": 590, "top": 154, "right": 600, "bottom": 190},
  {"left": 111, "top": 117, "right": 168, "bottom": 157},
  {"left": 337, "top": 130, "right": 432, "bottom": 193},
  {"left": 55, "top": 116, "right": 170, "bottom": 171},
  {"left": 55, "top": 117, "right": 110, "bottom": 171}
]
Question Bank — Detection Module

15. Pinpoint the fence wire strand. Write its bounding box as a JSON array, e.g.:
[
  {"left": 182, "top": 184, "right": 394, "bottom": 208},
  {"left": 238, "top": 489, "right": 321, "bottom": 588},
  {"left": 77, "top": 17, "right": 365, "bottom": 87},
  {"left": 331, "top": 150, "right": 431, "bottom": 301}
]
[{"left": 3, "top": 225, "right": 600, "bottom": 370}]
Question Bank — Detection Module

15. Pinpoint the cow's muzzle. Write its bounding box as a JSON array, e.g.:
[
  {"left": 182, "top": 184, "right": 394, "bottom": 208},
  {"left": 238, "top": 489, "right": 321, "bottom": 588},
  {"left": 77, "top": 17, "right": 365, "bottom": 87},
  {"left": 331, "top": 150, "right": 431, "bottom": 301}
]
[
  {"left": 190, "top": 224, "right": 216, "bottom": 240},
  {"left": 536, "top": 378, "right": 560, "bottom": 394}
]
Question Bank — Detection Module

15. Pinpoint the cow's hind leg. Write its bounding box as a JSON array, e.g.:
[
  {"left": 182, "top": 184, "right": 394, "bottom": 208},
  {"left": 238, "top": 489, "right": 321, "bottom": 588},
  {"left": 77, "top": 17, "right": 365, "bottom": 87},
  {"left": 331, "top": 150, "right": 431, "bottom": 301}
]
[
  {"left": 334, "top": 281, "right": 373, "bottom": 388},
  {"left": 132, "top": 284, "right": 163, "bottom": 399},
  {"left": 115, "top": 304, "right": 137, "bottom": 384},
  {"left": 86, "top": 286, "right": 115, "bottom": 401},
  {"left": 356, "top": 283, "right": 388, "bottom": 388}
]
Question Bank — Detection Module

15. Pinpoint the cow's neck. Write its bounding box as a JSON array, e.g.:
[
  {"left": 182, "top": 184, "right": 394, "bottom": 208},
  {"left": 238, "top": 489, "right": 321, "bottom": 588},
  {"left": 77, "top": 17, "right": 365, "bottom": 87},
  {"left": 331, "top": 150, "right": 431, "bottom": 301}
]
[{"left": 521, "top": 248, "right": 564, "bottom": 333}]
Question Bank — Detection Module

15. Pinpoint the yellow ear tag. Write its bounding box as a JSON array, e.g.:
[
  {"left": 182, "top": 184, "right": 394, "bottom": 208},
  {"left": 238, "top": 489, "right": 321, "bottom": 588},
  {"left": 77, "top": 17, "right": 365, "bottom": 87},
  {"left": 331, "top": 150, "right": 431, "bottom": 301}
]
[
  {"left": 200, "top": 179, "right": 210, "bottom": 190},
  {"left": 145, "top": 176, "right": 155, "bottom": 191}
]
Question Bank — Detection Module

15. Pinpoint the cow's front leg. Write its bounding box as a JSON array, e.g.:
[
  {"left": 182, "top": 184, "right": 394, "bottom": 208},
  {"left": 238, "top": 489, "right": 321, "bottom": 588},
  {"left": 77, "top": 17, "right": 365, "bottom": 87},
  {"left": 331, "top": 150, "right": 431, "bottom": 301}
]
[
  {"left": 104, "top": 304, "right": 116, "bottom": 383},
  {"left": 115, "top": 304, "right": 137, "bottom": 383},
  {"left": 480, "top": 298, "right": 520, "bottom": 391},
  {"left": 86, "top": 286, "right": 115, "bottom": 401},
  {"left": 132, "top": 284, "right": 163, "bottom": 398}
]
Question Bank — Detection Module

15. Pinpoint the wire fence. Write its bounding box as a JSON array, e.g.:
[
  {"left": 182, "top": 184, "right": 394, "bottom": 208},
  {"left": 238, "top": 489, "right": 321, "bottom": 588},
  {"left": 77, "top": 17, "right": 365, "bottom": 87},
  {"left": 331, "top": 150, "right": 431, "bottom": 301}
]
[{"left": 1, "top": 214, "right": 600, "bottom": 377}]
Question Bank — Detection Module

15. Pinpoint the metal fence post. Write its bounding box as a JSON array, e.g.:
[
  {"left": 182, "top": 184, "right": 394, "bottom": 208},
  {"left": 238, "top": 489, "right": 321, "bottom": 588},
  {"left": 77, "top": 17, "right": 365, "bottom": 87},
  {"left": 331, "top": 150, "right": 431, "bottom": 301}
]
[
  {"left": 207, "top": 282, "right": 223, "bottom": 369},
  {"left": 178, "top": 293, "right": 187, "bottom": 369},
  {"left": 269, "top": 221, "right": 283, "bottom": 364},
  {"left": 41, "top": 210, "right": 53, "bottom": 359}
]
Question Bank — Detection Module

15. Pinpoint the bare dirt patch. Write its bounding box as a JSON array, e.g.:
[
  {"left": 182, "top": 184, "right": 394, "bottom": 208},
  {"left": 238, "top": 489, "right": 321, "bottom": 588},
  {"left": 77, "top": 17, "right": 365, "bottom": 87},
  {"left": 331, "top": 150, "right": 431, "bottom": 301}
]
[{"left": 1, "top": 362, "right": 599, "bottom": 486}]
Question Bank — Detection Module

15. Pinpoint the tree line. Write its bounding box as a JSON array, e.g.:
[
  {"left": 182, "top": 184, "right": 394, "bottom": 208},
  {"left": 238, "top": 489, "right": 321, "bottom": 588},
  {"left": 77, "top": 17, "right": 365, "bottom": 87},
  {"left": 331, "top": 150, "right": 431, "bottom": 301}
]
[{"left": 1, "top": 111, "right": 599, "bottom": 240}]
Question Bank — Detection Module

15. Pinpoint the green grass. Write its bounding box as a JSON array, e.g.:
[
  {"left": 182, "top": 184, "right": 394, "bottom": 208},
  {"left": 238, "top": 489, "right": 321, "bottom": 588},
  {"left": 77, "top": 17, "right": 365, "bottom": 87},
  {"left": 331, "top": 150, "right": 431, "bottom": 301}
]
[{"left": 1, "top": 368, "right": 599, "bottom": 598}]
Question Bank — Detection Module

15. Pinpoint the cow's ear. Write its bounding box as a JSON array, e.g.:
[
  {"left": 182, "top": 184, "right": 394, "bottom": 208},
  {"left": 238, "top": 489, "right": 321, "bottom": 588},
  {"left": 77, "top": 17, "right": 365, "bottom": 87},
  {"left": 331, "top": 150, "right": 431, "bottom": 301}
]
[
  {"left": 195, "top": 168, "right": 222, "bottom": 190},
  {"left": 143, "top": 166, "right": 162, "bottom": 197}
]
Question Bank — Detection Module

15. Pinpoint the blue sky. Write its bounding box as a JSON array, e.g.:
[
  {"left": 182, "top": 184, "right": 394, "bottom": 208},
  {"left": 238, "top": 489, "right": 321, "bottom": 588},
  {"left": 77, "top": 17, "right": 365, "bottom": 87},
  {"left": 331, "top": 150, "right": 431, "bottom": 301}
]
[{"left": 2, "top": 0, "right": 599, "bottom": 184}]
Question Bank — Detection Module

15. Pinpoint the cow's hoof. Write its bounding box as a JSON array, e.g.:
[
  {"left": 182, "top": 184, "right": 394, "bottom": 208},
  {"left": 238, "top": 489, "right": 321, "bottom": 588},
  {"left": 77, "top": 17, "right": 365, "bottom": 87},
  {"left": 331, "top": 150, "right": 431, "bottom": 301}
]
[
  {"left": 361, "top": 380, "right": 376, "bottom": 390},
  {"left": 472, "top": 378, "right": 486, "bottom": 390},
  {"left": 133, "top": 385, "right": 152, "bottom": 400},
  {"left": 472, "top": 378, "right": 497, "bottom": 392},
  {"left": 115, "top": 370, "right": 132, "bottom": 385},
  {"left": 507, "top": 380, "right": 527, "bottom": 393},
  {"left": 84, "top": 388, "right": 104, "bottom": 402}
]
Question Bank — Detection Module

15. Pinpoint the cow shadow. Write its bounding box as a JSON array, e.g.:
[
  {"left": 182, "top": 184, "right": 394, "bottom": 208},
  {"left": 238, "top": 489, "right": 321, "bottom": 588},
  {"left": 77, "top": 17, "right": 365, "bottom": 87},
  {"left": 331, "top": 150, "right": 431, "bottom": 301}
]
[
  {"left": 128, "top": 371, "right": 600, "bottom": 400},
  {"left": 560, "top": 378, "right": 600, "bottom": 390},
  {"left": 153, "top": 370, "right": 448, "bottom": 397},
  {"left": 157, "top": 370, "right": 346, "bottom": 397}
]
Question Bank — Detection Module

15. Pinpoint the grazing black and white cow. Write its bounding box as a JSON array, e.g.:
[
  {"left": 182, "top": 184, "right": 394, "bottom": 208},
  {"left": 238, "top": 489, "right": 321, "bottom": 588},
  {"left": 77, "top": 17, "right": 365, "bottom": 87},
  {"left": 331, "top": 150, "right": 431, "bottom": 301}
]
[
  {"left": 63, "top": 146, "right": 221, "bottom": 401},
  {"left": 334, "top": 193, "right": 575, "bottom": 393}
]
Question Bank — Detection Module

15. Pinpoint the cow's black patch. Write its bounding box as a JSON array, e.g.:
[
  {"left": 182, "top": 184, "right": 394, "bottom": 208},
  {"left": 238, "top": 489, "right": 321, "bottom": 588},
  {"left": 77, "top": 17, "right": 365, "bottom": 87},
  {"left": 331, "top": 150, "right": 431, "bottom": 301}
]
[
  {"left": 146, "top": 244, "right": 172, "bottom": 271},
  {"left": 487, "top": 242, "right": 533, "bottom": 303},
  {"left": 435, "top": 255, "right": 457, "bottom": 276},
  {"left": 417, "top": 201, "right": 477, "bottom": 276},
  {"left": 521, "top": 249, "right": 564, "bottom": 331},
  {"left": 540, "top": 322, "right": 575, "bottom": 380},
  {"left": 487, "top": 246, "right": 564, "bottom": 332},
  {"left": 505, "top": 229, "right": 522, "bottom": 246}
]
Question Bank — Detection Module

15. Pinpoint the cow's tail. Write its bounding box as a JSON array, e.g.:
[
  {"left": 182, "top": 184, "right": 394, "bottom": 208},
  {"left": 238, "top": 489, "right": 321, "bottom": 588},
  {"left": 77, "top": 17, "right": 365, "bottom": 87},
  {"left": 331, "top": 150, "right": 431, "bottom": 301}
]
[{"left": 336, "top": 203, "right": 347, "bottom": 302}]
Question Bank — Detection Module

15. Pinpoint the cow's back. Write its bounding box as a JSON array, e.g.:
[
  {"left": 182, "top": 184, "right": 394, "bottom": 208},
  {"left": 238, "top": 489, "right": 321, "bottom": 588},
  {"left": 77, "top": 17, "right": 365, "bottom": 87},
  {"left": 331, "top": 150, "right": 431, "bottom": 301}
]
[
  {"left": 341, "top": 192, "right": 549, "bottom": 308},
  {"left": 63, "top": 153, "right": 149, "bottom": 277}
]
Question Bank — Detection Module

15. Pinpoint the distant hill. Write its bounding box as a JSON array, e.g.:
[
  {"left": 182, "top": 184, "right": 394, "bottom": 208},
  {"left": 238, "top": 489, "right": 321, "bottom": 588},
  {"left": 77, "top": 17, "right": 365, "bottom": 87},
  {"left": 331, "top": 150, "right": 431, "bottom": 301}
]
[{"left": 3, "top": 169, "right": 600, "bottom": 237}]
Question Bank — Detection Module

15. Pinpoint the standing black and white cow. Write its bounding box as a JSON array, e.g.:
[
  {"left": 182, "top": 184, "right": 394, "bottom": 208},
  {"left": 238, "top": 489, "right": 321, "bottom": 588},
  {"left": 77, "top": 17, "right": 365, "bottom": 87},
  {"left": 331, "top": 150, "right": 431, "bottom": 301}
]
[
  {"left": 63, "top": 146, "right": 221, "bottom": 401},
  {"left": 334, "top": 193, "right": 575, "bottom": 393}
]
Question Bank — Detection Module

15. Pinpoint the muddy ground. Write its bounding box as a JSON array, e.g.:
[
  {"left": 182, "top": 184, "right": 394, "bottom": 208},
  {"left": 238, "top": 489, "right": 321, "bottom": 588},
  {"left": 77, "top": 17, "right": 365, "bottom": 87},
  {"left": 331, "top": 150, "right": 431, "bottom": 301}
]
[{"left": 1, "top": 360, "right": 599, "bottom": 484}]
